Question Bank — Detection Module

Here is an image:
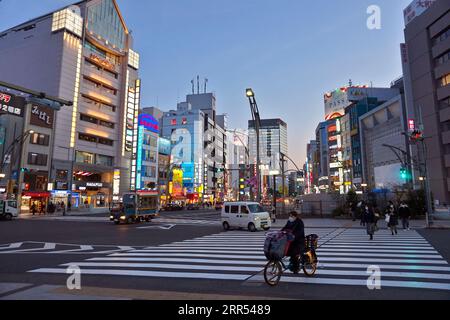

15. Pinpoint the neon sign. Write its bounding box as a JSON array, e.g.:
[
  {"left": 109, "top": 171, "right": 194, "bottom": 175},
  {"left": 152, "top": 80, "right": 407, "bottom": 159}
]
[{"left": 138, "top": 114, "right": 159, "bottom": 134}]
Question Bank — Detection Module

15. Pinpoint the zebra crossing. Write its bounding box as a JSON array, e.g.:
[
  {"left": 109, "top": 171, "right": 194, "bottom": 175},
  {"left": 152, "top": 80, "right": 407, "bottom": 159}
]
[{"left": 28, "top": 228, "right": 450, "bottom": 291}]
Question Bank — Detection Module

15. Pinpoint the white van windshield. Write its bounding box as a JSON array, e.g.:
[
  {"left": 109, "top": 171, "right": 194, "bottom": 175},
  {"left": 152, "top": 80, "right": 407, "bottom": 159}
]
[{"left": 248, "top": 204, "right": 265, "bottom": 213}]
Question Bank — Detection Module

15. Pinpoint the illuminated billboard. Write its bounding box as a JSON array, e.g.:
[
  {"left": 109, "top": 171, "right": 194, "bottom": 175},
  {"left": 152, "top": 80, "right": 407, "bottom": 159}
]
[
  {"left": 138, "top": 114, "right": 159, "bottom": 134},
  {"left": 324, "top": 86, "right": 369, "bottom": 120}
]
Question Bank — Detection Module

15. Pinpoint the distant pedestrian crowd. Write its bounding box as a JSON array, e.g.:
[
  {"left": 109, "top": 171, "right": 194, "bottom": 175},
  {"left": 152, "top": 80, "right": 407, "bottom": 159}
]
[
  {"left": 349, "top": 200, "right": 411, "bottom": 240},
  {"left": 30, "top": 201, "right": 70, "bottom": 216}
]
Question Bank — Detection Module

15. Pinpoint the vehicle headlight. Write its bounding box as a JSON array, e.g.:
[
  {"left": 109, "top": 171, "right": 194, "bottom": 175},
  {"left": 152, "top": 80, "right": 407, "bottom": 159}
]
[
  {"left": 120, "top": 216, "right": 126, "bottom": 220},
  {"left": 110, "top": 215, "right": 114, "bottom": 219},
  {"left": 254, "top": 217, "right": 260, "bottom": 221}
]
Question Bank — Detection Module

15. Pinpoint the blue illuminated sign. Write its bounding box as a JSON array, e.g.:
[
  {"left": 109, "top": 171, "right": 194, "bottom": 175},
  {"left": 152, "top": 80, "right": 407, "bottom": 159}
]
[
  {"left": 138, "top": 114, "right": 159, "bottom": 134},
  {"left": 136, "top": 125, "right": 144, "bottom": 189}
]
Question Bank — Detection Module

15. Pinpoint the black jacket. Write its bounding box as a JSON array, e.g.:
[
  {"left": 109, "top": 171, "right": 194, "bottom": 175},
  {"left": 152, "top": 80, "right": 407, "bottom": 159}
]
[
  {"left": 398, "top": 205, "right": 411, "bottom": 219},
  {"left": 362, "top": 207, "right": 375, "bottom": 223},
  {"left": 282, "top": 218, "right": 305, "bottom": 256}
]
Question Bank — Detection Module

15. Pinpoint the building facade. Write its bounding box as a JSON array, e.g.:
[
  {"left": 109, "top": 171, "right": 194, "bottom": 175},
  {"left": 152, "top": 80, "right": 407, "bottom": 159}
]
[
  {"left": 402, "top": 0, "right": 450, "bottom": 205},
  {"left": 323, "top": 85, "right": 399, "bottom": 193},
  {"left": 360, "top": 95, "right": 410, "bottom": 190},
  {"left": 0, "top": 0, "right": 142, "bottom": 209},
  {"left": 161, "top": 92, "right": 227, "bottom": 203}
]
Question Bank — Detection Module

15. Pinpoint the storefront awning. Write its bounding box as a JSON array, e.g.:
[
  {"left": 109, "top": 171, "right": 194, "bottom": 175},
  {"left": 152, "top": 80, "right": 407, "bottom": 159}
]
[{"left": 23, "top": 192, "right": 51, "bottom": 198}]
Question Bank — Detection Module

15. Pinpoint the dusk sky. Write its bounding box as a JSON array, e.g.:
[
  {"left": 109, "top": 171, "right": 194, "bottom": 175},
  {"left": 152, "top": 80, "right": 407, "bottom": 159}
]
[{"left": 0, "top": 0, "right": 411, "bottom": 167}]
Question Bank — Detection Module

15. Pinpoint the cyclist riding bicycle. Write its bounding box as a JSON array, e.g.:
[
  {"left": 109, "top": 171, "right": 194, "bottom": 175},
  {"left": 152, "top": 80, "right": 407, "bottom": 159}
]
[{"left": 282, "top": 211, "right": 305, "bottom": 273}]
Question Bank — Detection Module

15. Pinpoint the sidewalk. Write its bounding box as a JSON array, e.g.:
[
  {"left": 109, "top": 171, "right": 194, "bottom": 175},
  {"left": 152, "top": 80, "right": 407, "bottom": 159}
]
[{"left": 272, "top": 217, "right": 450, "bottom": 229}]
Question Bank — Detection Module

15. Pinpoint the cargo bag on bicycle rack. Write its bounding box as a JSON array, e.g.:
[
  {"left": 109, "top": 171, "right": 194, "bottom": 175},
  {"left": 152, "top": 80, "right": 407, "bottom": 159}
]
[{"left": 264, "top": 231, "right": 292, "bottom": 260}]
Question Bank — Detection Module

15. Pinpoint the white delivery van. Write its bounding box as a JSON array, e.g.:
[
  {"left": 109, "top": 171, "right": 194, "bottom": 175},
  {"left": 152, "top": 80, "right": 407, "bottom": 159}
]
[
  {"left": 0, "top": 200, "right": 18, "bottom": 221},
  {"left": 221, "top": 202, "right": 271, "bottom": 232}
]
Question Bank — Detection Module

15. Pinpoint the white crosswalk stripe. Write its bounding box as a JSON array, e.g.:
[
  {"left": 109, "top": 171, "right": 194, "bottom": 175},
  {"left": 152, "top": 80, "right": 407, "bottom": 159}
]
[{"left": 28, "top": 228, "right": 450, "bottom": 291}]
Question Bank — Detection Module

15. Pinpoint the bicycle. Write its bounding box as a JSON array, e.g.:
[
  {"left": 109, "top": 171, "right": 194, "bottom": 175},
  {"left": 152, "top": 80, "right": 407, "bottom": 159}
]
[{"left": 264, "top": 234, "right": 319, "bottom": 286}]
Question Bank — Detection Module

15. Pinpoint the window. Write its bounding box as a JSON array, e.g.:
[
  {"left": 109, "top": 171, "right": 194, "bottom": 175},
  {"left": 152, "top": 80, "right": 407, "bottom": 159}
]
[
  {"left": 96, "top": 154, "right": 113, "bottom": 167},
  {"left": 436, "top": 51, "right": 450, "bottom": 66},
  {"left": 28, "top": 153, "right": 48, "bottom": 166},
  {"left": 79, "top": 133, "right": 97, "bottom": 143},
  {"left": 82, "top": 94, "right": 116, "bottom": 112},
  {"left": 80, "top": 114, "right": 98, "bottom": 124},
  {"left": 80, "top": 113, "right": 115, "bottom": 128},
  {"left": 433, "top": 27, "right": 450, "bottom": 46},
  {"left": 439, "top": 74, "right": 450, "bottom": 87},
  {"left": 75, "top": 151, "right": 95, "bottom": 164},
  {"left": 56, "top": 170, "right": 68, "bottom": 180},
  {"left": 241, "top": 206, "right": 249, "bottom": 214},
  {"left": 144, "top": 150, "right": 157, "bottom": 163},
  {"left": 30, "top": 133, "right": 50, "bottom": 146},
  {"left": 225, "top": 206, "right": 230, "bottom": 213},
  {"left": 248, "top": 204, "right": 265, "bottom": 213},
  {"left": 98, "top": 137, "right": 114, "bottom": 146},
  {"left": 99, "top": 120, "right": 114, "bottom": 129},
  {"left": 230, "top": 206, "right": 239, "bottom": 214},
  {"left": 79, "top": 133, "right": 114, "bottom": 146}
]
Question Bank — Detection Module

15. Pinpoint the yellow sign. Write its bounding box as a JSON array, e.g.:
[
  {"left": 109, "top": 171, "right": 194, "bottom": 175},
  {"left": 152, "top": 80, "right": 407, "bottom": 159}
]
[{"left": 172, "top": 169, "right": 183, "bottom": 195}]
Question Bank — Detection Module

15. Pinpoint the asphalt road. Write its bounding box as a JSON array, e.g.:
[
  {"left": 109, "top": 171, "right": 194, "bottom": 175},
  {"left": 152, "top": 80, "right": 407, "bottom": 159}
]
[{"left": 0, "top": 210, "right": 449, "bottom": 300}]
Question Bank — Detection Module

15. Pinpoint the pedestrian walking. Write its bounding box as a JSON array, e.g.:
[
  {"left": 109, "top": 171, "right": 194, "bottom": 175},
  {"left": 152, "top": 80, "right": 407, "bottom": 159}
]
[
  {"left": 373, "top": 206, "right": 381, "bottom": 232},
  {"left": 61, "top": 202, "right": 66, "bottom": 216},
  {"left": 398, "top": 201, "right": 411, "bottom": 230},
  {"left": 363, "top": 204, "right": 376, "bottom": 240},
  {"left": 386, "top": 201, "right": 398, "bottom": 235},
  {"left": 350, "top": 202, "right": 357, "bottom": 221},
  {"left": 358, "top": 201, "right": 366, "bottom": 226},
  {"left": 40, "top": 202, "right": 46, "bottom": 215},
  {"left": 67, "top": 200, "right": 72, "bottom": 212},
  {"left": 30, "top": 202, "right": 37, "bottom": 216}
]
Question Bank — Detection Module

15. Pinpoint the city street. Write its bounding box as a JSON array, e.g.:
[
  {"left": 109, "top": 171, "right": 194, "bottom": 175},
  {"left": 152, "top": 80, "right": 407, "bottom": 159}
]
[{"left": 0, "top": 210, "right": 449, "bottom": 300}]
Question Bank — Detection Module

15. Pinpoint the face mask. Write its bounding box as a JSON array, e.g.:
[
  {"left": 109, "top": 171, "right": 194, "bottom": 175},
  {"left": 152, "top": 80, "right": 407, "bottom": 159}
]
[{"left": 288, "top": 217, "right": 295, "bottom": 222}]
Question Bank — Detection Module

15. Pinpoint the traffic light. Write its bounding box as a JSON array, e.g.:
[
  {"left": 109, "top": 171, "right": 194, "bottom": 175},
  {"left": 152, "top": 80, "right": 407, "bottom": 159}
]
[
  {"left": 20, "top": 168, "right": 30, "bottom": 173},
  {"left": 400, "top": 167, "right": 408, "bottom": 180}
]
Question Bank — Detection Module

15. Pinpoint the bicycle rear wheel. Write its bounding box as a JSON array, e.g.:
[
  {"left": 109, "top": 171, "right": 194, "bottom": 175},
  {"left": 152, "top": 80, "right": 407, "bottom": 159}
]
[
  {"left": 264, "top": 260, "right": 283, "bottom": 286},
  {"left": 302, "top": 251, "right": 317, "bottom": 277}
]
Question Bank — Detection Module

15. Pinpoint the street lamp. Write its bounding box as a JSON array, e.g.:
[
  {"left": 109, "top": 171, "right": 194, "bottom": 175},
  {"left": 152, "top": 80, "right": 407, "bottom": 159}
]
[{"left": 246, "top": 88, "right": 261, "bottom": 203}]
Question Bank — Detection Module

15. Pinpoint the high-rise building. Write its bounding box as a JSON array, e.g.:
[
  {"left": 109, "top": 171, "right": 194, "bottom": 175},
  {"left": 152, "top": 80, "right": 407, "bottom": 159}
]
[
  {"left": 402, "top": 0, "right": 450, "bottom": 205},
  {"left": 161, "top": 92, "right": 227, "bottom": 203},
  {"left": 248, "top": 118, "right": 288, "bottom": 198},
  {"left": 0, "top": 0, "right": 141, "bottom": 208},
  {"left": 248, "top": 119, "right": 288, "bottom": 172}
]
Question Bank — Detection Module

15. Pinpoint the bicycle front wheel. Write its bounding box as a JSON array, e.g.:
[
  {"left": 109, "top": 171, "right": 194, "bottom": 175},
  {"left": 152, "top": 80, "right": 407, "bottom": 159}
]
[
  {"left": 302, "top": 252, "right": 318, "bottom": 277},
  {"left": 264, "top": 260, "right": 283, "bottom": 286}
]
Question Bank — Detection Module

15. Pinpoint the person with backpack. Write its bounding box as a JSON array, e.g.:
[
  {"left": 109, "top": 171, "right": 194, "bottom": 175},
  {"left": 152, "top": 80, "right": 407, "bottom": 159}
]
[
  {"left": 398, "top": 202, "right": 411, "bottom": 230},
  {"left": 281, "top": 211, "right": 305, "bottom": 273}
]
